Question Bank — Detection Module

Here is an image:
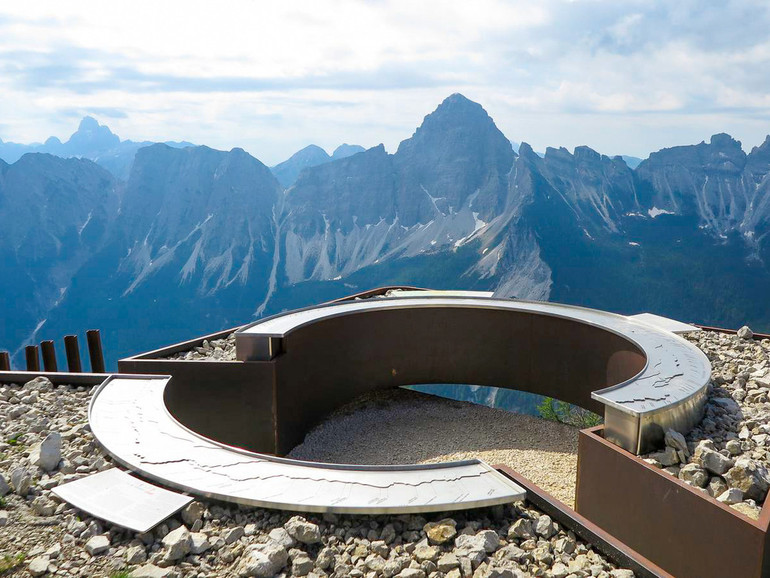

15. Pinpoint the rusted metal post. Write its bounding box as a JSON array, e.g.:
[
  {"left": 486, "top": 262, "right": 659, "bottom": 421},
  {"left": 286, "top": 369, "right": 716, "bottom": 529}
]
[
  {"left": 64, "top": 335, "right": 82, "bottom": 373},
  {"left": 87, "top": 330, "right": 105, "bottom": 373},
  {"left": 25, "top": 345, "right": 40, "bottom": 371},
  {"left": 0, "top": 351, "right": 10, "bottom": 371},
  {"left": 40, "top": 340, "right": 58, "bottom": 372}
]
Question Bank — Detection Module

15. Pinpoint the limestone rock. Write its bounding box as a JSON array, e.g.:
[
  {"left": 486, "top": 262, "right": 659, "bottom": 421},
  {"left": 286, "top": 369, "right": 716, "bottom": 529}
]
[
  {"left": 27, "top": 556, "right": 49, "bottom": 577},
  {"left": 724, "top": 458, "right": 770, "bottom": 501},
  {"left": 190, "top": 532, "right": 211, "bottom": 554},
  {"left": 664, "top": 429, "right": 690, "bottom": 458},
  {"left": 534, "top": 515, "right": 556, "bottom": 538},
  {"left": 679, "top": 463, "right": 709, "bottom": 488},
  {"left": 126, "top": 544, "right": 147, "bottom": 564},
  {"left": 268, "top": 527, "right": 295, "bottom": 548},
  {"left": 236, "top": 541, "right": 289, "bottom": 577},
  {"left": 694, "top": 442, "right": 734, "bottom": 475},
  {"left": 284, "top": 515, "right": 322, "bottom": 544},
  {"left": 29, "top": 432, "right": 62, "bottom": 472},
  {"left": 717, "top": 488, "right": 744, "bottom": 505},
  {"left": 85, "top": 534, "right": 110, "bottom": 556},
  {"left": 0, "top": 473, "right": 10, "bottom": 497},
  {"left": 737, "top": 326, "right": 754, "bottom": 340},
  {"left": 161, "top": 525, "right": 191, "bottom": 561},
  {"left": 180, "top": 501, "right": 205, "bottom": 526},
  {"left": 424, "top": 518, "right": 457, "bottom": 544},
  {"left": 507, "top": 518, "right": 533, "bottom": 540},
  {"left": 130, "top": 564, "right": 177, "bottom": 578}
]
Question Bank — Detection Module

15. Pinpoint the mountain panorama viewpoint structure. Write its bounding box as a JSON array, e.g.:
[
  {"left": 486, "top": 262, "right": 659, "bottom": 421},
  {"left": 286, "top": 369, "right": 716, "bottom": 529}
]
[{"left": 2, "top": 94, "right": 770, "bottom": 578}]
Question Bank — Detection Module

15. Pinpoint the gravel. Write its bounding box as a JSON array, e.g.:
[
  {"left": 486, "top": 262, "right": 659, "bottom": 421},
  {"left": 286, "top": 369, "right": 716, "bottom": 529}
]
[
  {"left": 0, "top": 376, "right": 635, "bottom": 577},
  {"left": 164, "top": 333, "right": 236, "bottom": 361},
  {"left": 288, "top": 388, "right": 579, "bottom": 506},
  {"left": 641, "top": 328, "right": 770, "bottom": 519}
]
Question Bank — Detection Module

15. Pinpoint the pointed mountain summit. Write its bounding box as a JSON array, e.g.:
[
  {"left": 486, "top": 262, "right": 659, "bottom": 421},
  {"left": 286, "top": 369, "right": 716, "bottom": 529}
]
[
  {"left": 331, "top": 144, "right": 365, "bottom": 160},
  {"left": 271, "top": 145, "right": 331, "bottom": 188},
  {"left": 395, "top": 93, "right": 515, "bottom": 220}
]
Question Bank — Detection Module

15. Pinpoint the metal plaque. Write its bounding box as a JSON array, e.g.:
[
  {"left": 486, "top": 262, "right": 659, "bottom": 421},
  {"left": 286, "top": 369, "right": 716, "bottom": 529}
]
[{"left": 52, "top": 468, "right": 192, "bottom": 533}]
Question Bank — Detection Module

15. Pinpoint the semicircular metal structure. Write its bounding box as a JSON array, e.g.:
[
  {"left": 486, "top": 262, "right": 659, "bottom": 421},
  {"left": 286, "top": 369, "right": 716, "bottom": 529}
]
[
  {"left": 92, "top": 294, "right": 711, "bottom": 513},
  {"left": 233, "top": 295, "right": 711, "bottom": 455},
  {"left": 89, "top": 375, "right": 527, "bottom": 513}
]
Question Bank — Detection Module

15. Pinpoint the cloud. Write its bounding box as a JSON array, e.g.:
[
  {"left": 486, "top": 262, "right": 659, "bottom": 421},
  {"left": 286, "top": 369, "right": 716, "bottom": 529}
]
[{"left": 0, "top": 1, "right": 769, "bottom": 163}]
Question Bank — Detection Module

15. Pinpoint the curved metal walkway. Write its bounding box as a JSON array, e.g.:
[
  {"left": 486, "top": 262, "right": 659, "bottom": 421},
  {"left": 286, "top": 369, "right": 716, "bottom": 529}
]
[{"left": 89, "top": 375, "right": 526, "bottom": 514}]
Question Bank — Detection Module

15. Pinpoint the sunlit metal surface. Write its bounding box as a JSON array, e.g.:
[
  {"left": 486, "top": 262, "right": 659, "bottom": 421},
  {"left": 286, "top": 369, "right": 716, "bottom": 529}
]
[{"left": 89, "top": 375, "right": 526, "bottom": 514}]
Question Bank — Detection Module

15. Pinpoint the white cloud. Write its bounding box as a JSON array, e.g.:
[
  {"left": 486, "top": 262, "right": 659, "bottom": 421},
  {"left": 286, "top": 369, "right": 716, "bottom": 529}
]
[{"left": 0, "top": 1, "right": 769, "bottom": 164}]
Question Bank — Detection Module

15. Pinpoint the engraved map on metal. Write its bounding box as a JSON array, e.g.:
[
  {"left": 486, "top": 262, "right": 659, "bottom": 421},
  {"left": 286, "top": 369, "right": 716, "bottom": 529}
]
[
  {"left": 89, "top": 376, "right": 526, "bottom": 514},
  {"left": 52, "top": 468, "right": 192, "bottom": 533}
]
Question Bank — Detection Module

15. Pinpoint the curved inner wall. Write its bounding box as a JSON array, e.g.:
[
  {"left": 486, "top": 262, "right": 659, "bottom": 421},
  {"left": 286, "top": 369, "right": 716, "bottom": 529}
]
[{"left": 164, "top": 306, "right": 647, "bottom": 455}]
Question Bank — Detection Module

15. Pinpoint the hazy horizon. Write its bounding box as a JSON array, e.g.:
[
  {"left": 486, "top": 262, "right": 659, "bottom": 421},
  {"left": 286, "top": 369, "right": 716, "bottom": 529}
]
[{"left": 1, "top": 1, "right": 769, "bottom": 165}]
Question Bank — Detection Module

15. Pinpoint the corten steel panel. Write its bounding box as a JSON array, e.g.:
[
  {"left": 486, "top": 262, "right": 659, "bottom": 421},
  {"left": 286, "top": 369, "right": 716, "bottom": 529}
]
[
  {"left": 495, "top": 465, "right": 673, "bottom": 578},
  {"left": 118, "top": 358, "right": 277, "bottom": 455},
  {"left": 576, "top": 426, "right": 770, "bottom": 578},
  {"left": 273, "top": 308, "right": 645, "bottom": 454}
]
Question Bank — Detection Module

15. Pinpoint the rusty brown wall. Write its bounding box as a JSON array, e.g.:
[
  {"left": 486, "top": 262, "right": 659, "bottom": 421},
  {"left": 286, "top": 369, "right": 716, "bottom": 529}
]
[
  {"left": 118, "top": 358, "right": 277, "bottom": 454},
  {"left": 576, "top": 426, "right": 769, "bottom": 578},
  {"left": 273, "top": 307, "right": 645, "bottom": 454}
]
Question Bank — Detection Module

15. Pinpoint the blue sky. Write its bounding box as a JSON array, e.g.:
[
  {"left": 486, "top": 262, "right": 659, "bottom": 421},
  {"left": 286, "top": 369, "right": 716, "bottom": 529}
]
[{"left": 1, "top": 1, "right": 769, "bottom": 165}]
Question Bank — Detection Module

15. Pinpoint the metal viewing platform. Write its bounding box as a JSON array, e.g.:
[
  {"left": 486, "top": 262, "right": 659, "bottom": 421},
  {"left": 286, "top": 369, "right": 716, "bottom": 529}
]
[
  {"left": 89, "top": 375, "right": 526, "bottom": 514},
  {"left": 236, "top": 295, "right": 711, "bottom": 454}
]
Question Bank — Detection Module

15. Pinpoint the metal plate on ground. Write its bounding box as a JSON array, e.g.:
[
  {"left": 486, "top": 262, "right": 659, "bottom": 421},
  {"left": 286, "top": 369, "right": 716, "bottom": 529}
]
[
  {"left": 629, "top": 313, "right": 701, "bottom": 334},
  {"left": 52, "top": 468, "right": 192, "bottom": 533}
]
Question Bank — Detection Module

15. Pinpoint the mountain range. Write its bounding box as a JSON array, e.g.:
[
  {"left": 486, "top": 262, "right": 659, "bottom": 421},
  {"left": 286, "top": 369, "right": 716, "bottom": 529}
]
[{"left": 2, "top": 93, "right": 769, "bottom": 369}]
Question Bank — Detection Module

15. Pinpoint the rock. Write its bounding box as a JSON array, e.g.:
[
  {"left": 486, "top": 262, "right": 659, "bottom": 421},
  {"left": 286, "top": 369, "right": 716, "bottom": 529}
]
[
  {"left": 679, "top": 463, "right": 709, "bottom": 488},
  {"left": 31, "top": 496, "right": 56, "bottom": 517},
  {"left": 694, "top": 442, "right": 734, "bottom": 475},
  {"left": 268, "top": 527, "right": 295, "bottom": 548},
  {"left": 315, "top": 547, "right": 335, "bottom": 570},
  {"left": 190, "top": 532, "right": 211, "bottom": 554},
  {"left": 10, "top": 466, "right": 32, "bottom": 496},
  {"left": 456, "top": 530, "right": 499, "bottom": 555},
  {"left": 724, "top": 458, "right": 770, "bottom": 501},
  {"left": 383, "top": 556, "right": 410, "bottom": 577},
  {"left": 397, "top": 569, "right": 426, "bottom": 578},
  {"left": 738, "top": 326, "right": 754, "bottom": 340},
  {"left": 507, "top": 518, "right": 533, "bottom": 540},
  {"left": 130, "top": 564, "right": 177, "bottom": 578},
  {"left": 85, "top": 534, "right": 110, "bottom": 556},
  {"left": 0, "top": 511, "right": 8, "bottom": 527},
  {"left": 27, "top": 556, "right": 49, "bottom": 576},
  {"left": 126, "top": 544, "right": 147, "bottom": 564},
  {"left": 161, "top": 525, "right": 191, "bottom": 561},
  {"left": 708, "top": 476, "right": 729, "bottom": 498},
  {"left": 437, "top": 552, "right": 460, "bottom": 572},
  {"left": 717, "top": 488, "right": 744, "bottom": 505},
  {"left": 292, "top": 553, "right": 314, "bottom": 576},
  {"left": 29, "top": 432, "right": 62, "bottom": 472},
  {"left": 424, "top": 518, "right": 457, "bottom": 544},
  {"left": 236, "top": 541, "right": 289, "bottom": 577},
  {"left": 414, "top": 544, "right": 440, "bottom": 563},
  {"left": 610, "top": 571, "right": 636, "bottom": 578},
  {"left": 534, "top": 515, "right": 556, "bottom": 538},
  {"left": 726, "top": 439, "right": 742, "bottom": 455},
  {"left": 664, "top": 429, "right": 690, "bottom": 458},
  {"left": 284, "top": 515, "right": 322, "bottom": 544},
  {"left": 481, "top": 568, "right": 514, "bottom": 578},
  {"left": 649, "top": 446, "right": 679, "bottom": 467},
  {"left": 224, "top": 525, "right": 245, "bottom": 544},
  {"left": 550, "top": 562, "right": 569, "bottom": 578},
  {"left": 497, "top": 544, "right": 527, "bottom": 563},
  {"left": 0, "top": 473, "right": 10, "bottom": 497},
  {"left": 731, "top": 501, "right": 762, "bottom": 520},
  {"left": 180, "top": 501, "right": 205, "bottom": 526}
]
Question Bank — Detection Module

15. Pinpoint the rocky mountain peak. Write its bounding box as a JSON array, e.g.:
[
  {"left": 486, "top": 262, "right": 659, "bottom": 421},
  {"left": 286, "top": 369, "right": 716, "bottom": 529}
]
[
  {"left": 331, "top": 144, "right": 365, "bottom": 160},
  {"left": 67, "top": 116, "right": 120, "bottom": 153}
]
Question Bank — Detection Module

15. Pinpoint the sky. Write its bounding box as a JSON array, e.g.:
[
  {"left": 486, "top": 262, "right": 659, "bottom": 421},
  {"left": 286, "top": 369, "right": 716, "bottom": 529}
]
[{"left": 1, "top": 0, "right": 769, "bottom": 165}]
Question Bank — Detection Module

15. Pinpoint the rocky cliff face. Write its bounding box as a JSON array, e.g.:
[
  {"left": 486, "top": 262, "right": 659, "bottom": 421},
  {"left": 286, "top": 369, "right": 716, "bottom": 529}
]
[
  {"left": 0, "top": 154, "right": 119, "bottom": 352},
  {"left": 3, "top": 94, "right": 770, "bottom": 367}
]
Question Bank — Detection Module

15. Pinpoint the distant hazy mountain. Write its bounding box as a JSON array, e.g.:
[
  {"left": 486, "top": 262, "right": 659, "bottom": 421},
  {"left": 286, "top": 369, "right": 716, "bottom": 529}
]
[
  {"left": 270, "top": 143, "right": 365, "bottom": 188},
  {"left": 2, "top": 93, "right": 770, "bottom": 369},
  {"left": 0, "top": 117, "right": 194, "bottom": 180}
]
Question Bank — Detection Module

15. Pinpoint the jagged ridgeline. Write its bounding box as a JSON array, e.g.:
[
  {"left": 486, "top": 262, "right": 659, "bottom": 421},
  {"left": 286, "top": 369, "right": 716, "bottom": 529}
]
[{"left": 2, "top": 93, "right": 770, "bottom": 370}]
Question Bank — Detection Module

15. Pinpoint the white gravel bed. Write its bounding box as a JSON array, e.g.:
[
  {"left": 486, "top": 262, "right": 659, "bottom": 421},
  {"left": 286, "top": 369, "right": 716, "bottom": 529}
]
[
  {"left": 0, "top": 377, "right": 636, "bottom": 578},
  {"left": 164, "top": 333, "right": 236, "bottom": 361},
  {"left": 641, "top": 328, "right": 770, "bottom": 520},
  {"left": 289, "top": 389, "right": 579, "bottom": 507}
]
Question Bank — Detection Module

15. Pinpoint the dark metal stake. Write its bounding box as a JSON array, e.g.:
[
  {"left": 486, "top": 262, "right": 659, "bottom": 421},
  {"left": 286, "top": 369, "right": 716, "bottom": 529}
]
[
  {"left": 64, "top": 335, "right": 82, "bottom": 373},
  {"left": 87, "top": 330, "right": 105, "bottom": 373},
  {"left": 25, "top": 345, "right": 40, "bottom": 372},
  {"left": 0, "top": 351, "right": 10, "bottom": 371},
  {"left": 40, "top": 340, "right": 58, "bottom": 372}
]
